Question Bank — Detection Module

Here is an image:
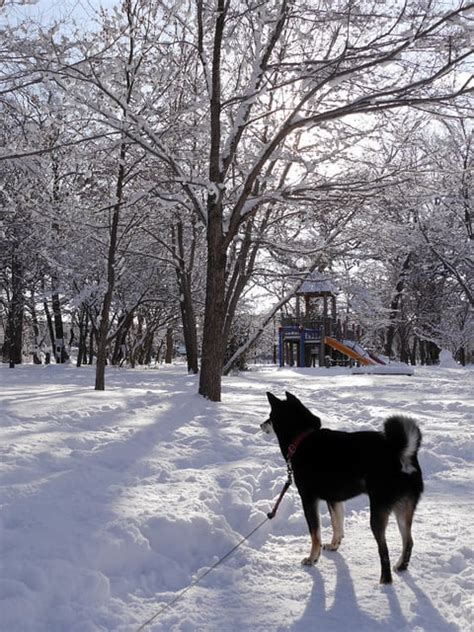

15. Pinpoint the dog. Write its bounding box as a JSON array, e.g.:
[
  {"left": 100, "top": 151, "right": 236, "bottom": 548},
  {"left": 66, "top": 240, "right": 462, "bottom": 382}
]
[{"left": 261, "top": 391, "right": 423, "bottom": 584}]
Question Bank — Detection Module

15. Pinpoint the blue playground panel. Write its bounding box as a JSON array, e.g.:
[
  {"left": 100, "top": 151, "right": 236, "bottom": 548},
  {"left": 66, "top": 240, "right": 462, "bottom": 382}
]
[{"left": 278, "top": 326, "right": 321, "bottom": 367}]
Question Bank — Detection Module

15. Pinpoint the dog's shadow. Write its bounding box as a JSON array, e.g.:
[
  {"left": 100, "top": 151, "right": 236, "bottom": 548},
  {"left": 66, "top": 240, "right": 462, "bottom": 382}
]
[{"left": 290, "top": 552, "right": 457, "bottom": 632}]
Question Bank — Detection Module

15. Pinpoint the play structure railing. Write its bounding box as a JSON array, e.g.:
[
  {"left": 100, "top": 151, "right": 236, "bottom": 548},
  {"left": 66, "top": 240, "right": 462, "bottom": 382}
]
[
  {"left": 279, "top": 317, "right": 360, "bottom": 342},
  {"left": 280, "top": 316, "right": 332, "bottom": 333}
]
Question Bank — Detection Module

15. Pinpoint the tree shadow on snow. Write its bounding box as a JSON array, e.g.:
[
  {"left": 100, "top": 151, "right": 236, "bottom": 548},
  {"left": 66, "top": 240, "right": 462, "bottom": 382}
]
[{"left": 291, "top": 552, "right": 457, "bottom": 632}]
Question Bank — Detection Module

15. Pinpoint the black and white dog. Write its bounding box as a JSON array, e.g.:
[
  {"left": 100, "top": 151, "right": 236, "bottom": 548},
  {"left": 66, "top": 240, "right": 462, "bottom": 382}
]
[{"left": 262, "top": 391, "right": 424, "bottom": 584}]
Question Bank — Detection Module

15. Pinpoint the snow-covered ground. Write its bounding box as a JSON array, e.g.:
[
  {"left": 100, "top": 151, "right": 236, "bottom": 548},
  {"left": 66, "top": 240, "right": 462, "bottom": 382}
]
[{"left": 0, "top": 362, "right": 472, "bottom": 632}]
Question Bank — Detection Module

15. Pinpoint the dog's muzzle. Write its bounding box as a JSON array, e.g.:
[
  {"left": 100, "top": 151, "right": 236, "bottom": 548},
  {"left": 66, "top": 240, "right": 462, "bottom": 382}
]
[{"left": 260, "top": 418, "right": 274, "bottom": 434}]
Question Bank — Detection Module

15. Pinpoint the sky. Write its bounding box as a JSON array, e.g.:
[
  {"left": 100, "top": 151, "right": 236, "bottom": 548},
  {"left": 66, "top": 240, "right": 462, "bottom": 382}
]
[{"left": 2, "top": 0, "right": 119, "bottom": 28}]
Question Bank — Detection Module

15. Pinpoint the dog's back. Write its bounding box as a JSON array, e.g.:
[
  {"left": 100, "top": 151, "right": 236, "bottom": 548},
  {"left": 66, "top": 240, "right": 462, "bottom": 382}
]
[{"left": 292, "top": 419, "right": 423, "bottom": 505}]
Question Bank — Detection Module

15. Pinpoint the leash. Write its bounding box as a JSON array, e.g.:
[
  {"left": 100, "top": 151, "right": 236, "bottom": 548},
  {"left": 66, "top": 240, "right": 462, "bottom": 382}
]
[
  {"left": 267, "top": 464, "right": 293, "bottom": 519},
  {"left": 267, "top": 429, "right": 314, "bottom": 519},
  {"left": 136, "top": 477, "right": 292, "bottom": 631}
]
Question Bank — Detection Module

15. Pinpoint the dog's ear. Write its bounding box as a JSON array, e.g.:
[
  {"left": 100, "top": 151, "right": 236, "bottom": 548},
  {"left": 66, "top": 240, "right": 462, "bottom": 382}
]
[
  {"left": 312, "top": 415, "right": 322, "bottom": 430},
  {"left": 286, "top": 392, "right": 322, "bottom": 428},
  {"left": 266, "top": 392, "right": 281, "bottom": 408},
  {"left": 285, "top": 392, "right": 304, "bottom": 407}
]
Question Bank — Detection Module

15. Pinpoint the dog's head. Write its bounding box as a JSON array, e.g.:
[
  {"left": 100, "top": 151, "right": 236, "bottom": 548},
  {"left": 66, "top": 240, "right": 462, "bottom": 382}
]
[{"left": 261, "top": 391, "right": 321, "bottom": 439}]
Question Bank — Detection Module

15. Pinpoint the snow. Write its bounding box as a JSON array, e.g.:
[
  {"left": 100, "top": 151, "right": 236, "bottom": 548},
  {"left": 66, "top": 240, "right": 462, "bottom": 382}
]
[
  {"left": 1, "top": 362, "right": 473, "bottom": 632},
  {"left": 438, "top": 350, "right": 460, "bottom": 369},
  {"left": 352, "top": 363, "right": 415, "bottom": 376}
]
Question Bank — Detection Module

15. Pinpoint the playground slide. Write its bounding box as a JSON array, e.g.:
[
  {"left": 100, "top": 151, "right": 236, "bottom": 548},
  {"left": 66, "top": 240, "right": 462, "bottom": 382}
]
[
  {"left": 325, "top": 337, "right": 378, "bottom": 366},
  {"left": 367, "top": 350, "right": 386, "bottom": 365}
]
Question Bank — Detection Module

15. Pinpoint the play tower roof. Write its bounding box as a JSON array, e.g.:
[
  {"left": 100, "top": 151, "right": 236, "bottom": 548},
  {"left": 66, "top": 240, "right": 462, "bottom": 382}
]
[{"left": 296, "top": 270, "right": 338, "bottom": 296}]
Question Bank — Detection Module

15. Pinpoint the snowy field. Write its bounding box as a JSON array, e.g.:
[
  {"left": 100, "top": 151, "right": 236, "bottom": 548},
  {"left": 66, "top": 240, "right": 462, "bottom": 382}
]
[{"left": 0, "top": 362, "right": 472, "bottom": 632}]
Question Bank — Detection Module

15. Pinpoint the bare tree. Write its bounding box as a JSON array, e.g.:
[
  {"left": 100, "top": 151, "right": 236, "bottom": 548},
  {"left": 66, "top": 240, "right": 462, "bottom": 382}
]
[
  {"left": 2, "top": 0, "right": 473, "bottom": 396},
  {"left": 192, "top": 0, "right": 473, "bottom": 399}
]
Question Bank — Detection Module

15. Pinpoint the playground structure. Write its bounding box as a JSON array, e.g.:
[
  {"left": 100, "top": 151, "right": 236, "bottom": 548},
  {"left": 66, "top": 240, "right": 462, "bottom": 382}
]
[{"left": 277, "top": 271, "right": 385, "bottom": 368}]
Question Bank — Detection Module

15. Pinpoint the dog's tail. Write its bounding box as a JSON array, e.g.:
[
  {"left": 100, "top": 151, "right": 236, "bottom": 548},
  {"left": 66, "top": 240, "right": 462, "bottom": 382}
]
[{"left": 384, "top": 416, "right": 422, "bottom": 474}]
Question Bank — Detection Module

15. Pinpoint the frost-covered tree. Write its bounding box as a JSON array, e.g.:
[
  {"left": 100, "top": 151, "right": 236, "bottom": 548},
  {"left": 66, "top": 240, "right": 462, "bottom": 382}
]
[
  {"left": 2, "top": 0, "right": 473, "bottom": 392},
  {"left": 339, "top": 111, "right": 473, "bottom": 364},
  {"left": 191, "top": 0, "right": 473, "bottom": 399},
  {"left": 416, "top": 112, "right": 473, "bottom": 307},
  {"left": 0, "top": 97, "right": 69, "bottom": 366}
]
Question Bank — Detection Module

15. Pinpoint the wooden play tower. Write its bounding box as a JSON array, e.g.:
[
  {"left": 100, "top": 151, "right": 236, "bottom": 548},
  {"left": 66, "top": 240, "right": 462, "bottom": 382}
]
[{"left": 278, "top": 271, "right": 377, "bottom": 368}]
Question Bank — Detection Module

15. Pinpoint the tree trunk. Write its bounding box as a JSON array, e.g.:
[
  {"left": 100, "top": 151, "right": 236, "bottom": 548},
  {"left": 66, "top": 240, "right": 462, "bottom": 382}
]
[
  {"left": 30, "top": 294, "right": 43, "bottom": 365},
  {"left": 409, "top": 336, "right": 418, "bottom": 366},
  {"left": 95, "top": 260, "right": 116, "bottom": 388},
  {"left": 87, "top": 309, "right": 97, "bottom": 365},
  {"left": 94, "top": 13, "right": 137, "bottom": 387},
  {"left": 419, "top": 338, "right": 426, "bottom": 365},
  {"left": 197, "top": 0, "right": 227, "bottom": 401},
  {"left": 178, "top": 275, "right": 199, "bottom": 374},
  {"left": 399, "top": 328, "right": 410, "bottom": 364},
  {"left": 76, "top": 307, "right": 86, "bottom": 367},
  {"left": 165, "top": 327, "right": 174, "bottom": 364},
  {"left": 428, "top": 341, "right": 440, "bottom": 365},
  {"left": 129, "top": 314, "right": 144, "bottom": 368},
  {"left": 112, "top": 311, "right": 134, "bottom": 365},
  {"left": 143, "top": 331, "right": 154, "bottom": 365},
  {"left": 155, "top": 339, "right": 164, "bottom": 364},
  {"left": 51, "top": 279, "right": 69, "bottom": 363},
  {"left": 41, "top": 278, "right": 56, "bottom": 361},
  {"left": 172, "top": 220, "right": 200, "bottom": 374},
  {"left": 198, "top": 214, "right": 227, "bottom": 401},
  {"left": 384, "top": 254, "right": 411, "bottom": 358},
  {"left": 95, "top": 144, "right": 126, "bottom": 390},
  {"left": 2, "top": 252, "right": 23, "bottom": 366},
  {"left": 49, "top": 150, "right": 69, "bottom": 364}
]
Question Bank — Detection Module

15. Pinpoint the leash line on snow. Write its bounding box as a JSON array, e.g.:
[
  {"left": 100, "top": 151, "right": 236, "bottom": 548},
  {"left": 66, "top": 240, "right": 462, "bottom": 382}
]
[
  {"left": 136, "top": 517, "right": 268, "bottom": 631},
  {"left": 136, "top": 479, "right": 292, "bottom": 631}
]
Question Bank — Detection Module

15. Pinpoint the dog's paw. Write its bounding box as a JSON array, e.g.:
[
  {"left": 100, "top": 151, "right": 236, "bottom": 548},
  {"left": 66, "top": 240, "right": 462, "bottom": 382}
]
[
  {"left": 323, "top": 534, "right": 343, "bottom": 551},
  {"left": 301, "top": 557, "right": 317, "bottom": 566},
  {"left": 322, "top": 542, "right": 340, "bottom": 551},
  {"left": 380, "top": 574, "right": 393, "bottom": 584}
]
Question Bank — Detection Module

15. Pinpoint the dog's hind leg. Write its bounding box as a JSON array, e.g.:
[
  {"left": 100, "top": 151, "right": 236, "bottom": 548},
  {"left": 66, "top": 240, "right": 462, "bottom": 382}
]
[
  {"left": 369, "top": 502, "right": 392, "bottom": 584},
  {"left": 393, "top": 497, "right": 416, "bottom": 572},
  {"left": 301, "top": 498, "right": 321, "bottom": 565},
  {"left": 324, "top": 501, "right": 344, "bottom": 551}
]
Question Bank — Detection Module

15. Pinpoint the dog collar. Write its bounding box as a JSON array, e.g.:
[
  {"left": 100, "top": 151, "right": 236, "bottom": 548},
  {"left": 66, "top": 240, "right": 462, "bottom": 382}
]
[{"left": 286, "top": 429, "right": 315, "bottom": 462}]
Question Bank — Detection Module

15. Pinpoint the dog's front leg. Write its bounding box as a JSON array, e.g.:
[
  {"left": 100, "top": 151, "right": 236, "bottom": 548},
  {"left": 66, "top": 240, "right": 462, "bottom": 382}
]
[
  {"left": 301, "top": 498, "right": 321, "bottom": 565},
  {"left": 324, "top": 501, "right": 345, "bottom": 551}
]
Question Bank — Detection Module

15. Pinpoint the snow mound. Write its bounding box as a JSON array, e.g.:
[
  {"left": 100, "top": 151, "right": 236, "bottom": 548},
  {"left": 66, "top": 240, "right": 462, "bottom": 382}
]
[
  {"left": 352, "top": 362, "right": 415, "bottom": 375},
  {"left": 439, "top": 349, "right": 460, "bottom": 368}
]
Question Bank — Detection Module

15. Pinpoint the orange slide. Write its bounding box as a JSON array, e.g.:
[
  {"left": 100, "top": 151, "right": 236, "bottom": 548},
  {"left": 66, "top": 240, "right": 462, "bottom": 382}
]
[{"left": 324, "top": 337, "right": 377, "bottom": 366}]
